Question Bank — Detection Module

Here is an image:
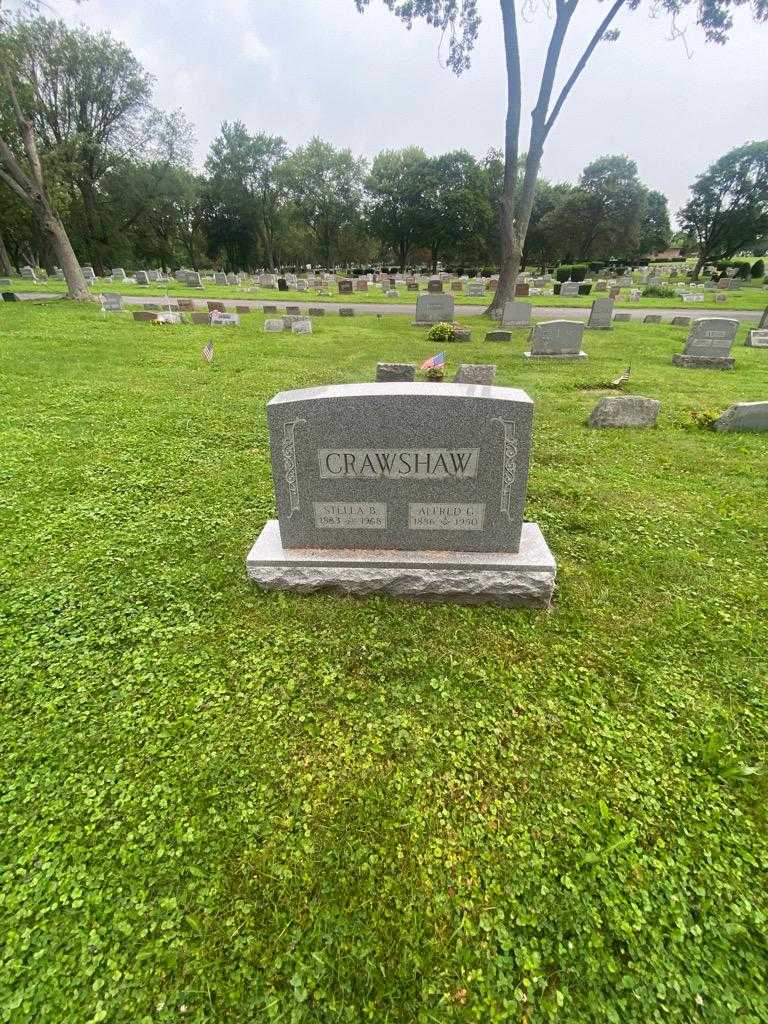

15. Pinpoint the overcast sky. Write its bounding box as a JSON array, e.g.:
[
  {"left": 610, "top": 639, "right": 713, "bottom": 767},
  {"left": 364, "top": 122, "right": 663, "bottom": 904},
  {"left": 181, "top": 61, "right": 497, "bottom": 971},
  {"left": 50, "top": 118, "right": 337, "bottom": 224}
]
[{"left": 26, "top": 0, "right": 768, "bottom": 219}]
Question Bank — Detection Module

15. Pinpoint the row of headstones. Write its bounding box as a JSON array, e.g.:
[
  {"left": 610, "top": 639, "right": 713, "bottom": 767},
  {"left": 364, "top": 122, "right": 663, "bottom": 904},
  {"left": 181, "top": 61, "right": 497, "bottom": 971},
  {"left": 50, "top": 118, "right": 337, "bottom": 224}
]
[{"left": 373, "top": 363, "right": 767, "bottom": 432}]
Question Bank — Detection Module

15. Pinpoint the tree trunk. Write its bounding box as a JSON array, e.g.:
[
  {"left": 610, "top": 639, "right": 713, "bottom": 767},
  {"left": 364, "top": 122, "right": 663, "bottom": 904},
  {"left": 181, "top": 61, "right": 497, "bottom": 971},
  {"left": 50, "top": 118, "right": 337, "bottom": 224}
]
[
  {"left": 486, "top": 0, "right": 522, "bottom": 316},
  {"left": 0, "top": 228, "right": 12, "bottom": 277},
  {"left": 41, "top": 205, "right": 92, "bottom": 300},
  {"left": 691, "top": 254, "right": 705, "bottom": 280}
]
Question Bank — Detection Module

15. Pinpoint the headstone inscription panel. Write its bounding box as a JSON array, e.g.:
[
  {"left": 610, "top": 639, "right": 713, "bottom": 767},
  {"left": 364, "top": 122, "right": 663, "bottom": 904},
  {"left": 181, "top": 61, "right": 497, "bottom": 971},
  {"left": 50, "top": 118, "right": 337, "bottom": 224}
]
[
  {"left": 266, "top": 383, "right": 533, "bottom": 553},
  {"left": 673, "top": 318, "right": 738, "bottom": 369},
  {"left": 414, "top": 293, "right": 454, "bottom": 324},
  {"left": 246, "top": 383, "right": 556, "bottom": 607}
]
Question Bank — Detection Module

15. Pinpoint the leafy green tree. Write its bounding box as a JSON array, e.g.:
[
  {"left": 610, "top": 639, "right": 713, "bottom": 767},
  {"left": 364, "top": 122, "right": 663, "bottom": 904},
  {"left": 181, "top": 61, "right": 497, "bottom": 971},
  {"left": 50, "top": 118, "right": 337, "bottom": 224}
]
[
  {"left": 281, "top": 137, "right": 366, "bottom": 268},
  {"left": 638, "top": 189, "right": 672, "bottom": 256},
  {"left": 355, "top": 0, "right": 768, "bottom": 314},
  {"left": 4, "top": 16, "right": 152, "bottom": 273},
  {"left": 204, "top": 121, "right": 287, "bottom": 269},
  {"left": 421, "top": 150, "right": 491, "bottom": 269},
  {"left": 365, "top": 146, "right": 432, "bottom": 269},
  {"left": 557, "top": 155, "right": 648, "bottom": 261},
  {"left": 678, "top": 141, "right": 768, "bottom": 277}
]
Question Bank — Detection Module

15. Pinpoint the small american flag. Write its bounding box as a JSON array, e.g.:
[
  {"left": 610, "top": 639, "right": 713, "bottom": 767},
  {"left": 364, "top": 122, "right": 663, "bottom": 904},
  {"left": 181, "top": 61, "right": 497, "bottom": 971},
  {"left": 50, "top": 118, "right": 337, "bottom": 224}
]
[
  {"left": 202, "top": 340, "right": 214, "bottom": 363},
  {"left": 420, "top": 351, "right": 445, "bottom": 370},
  {"left": 609, "top": 365, "right": 631, "bottom": 387}
]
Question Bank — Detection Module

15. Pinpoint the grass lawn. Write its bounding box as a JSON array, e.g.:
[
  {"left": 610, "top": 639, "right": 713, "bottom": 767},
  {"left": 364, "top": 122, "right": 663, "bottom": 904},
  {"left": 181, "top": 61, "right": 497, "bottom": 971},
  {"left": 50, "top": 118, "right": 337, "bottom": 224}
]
[
  {"left": 2, "top": 300, "right": 767, "bottom": 1023},
  {"left": 9, "top": 276, "right": 768, "bottom": 312}
]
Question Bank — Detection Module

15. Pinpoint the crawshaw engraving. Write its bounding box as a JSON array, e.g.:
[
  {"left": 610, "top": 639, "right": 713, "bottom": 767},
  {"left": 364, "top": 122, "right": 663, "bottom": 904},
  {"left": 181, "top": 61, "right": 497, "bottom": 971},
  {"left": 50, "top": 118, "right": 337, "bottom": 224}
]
[{"left": 318, "top": 448, "right": 479, "bottom": 480}]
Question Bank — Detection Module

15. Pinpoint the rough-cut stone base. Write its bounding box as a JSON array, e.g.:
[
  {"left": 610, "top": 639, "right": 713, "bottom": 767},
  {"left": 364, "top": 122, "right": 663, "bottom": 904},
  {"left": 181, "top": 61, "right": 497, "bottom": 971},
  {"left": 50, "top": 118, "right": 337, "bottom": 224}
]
[
  {"left": 672, "top": 354, "right": 735, "bottom": 369},
  {"left": 523, "top": 351, "right": 587, "bottom": 360},
  {"left": 246, "top": 521, "right": 556, "bottom": 608}
]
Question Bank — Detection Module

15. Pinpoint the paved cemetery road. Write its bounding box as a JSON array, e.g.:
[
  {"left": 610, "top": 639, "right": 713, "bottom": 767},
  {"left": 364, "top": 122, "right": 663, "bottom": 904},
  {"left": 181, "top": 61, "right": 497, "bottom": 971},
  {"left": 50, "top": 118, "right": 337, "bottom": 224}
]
[{"left": 12, "top": 291, "right": 765, "bottom": 324}]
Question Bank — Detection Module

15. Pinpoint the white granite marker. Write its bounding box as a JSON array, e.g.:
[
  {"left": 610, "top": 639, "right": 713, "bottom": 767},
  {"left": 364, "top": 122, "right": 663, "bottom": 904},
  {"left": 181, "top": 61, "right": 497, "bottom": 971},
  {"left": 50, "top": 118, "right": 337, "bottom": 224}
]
[{"left": 247, "top": 383, "right": 556, "bottom": 607}]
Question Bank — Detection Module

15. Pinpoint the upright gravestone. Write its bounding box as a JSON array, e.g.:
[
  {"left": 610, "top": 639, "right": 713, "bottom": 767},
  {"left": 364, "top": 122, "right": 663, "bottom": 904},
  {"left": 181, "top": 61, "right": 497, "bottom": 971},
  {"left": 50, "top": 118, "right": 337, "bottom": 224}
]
[
  {"left": 111, "top": 268, "right": 126, "bottom": 281},
  {"left": 672, "top": 318, "right": 738, "bottom": 369},
  {"left": 376, "top": 363, "right": 416, "bottom": 382},
  {"left": 186, "top": 272, "right": 203, "bottom": 288},
  {"left": 21, "top": 266, "right": 38, "bottom": 282},
  {"left": 414, "top": 293, "right": 454, "bottom": 325},
  {"left": 453, "top": 364, "right": 497, "bottom": 385},
  {"left": 135, "top": 270, "right": 150, "bottom": 286},
  {"left": 746, "top": 329, "right": 768, "bottom": 348},
  {"left": 101, "top": 293, "right": 123, "bottom": 312},
  {"left": 502, "top": 301, "right": 532, "bottom": 327},
  {"left": 354, "top": 279, "right": 369, "bottom": 292},
  {"left": 587, "top": 297, "right": 614, "bottom": 330},
  {"left": 277, "top": 278, "right": 289, "bottom": 292},
  {"left": 450, "top": 280, "right": 463, "bottom": 292},
  {"left": 713, "top": 402, "right": 768, "bottom": 432},
  {"left": 758, "top": 306, "right": 768, "bottom": 330},
  {"left": 560, "top": 282, "right": 579, "bottom": 297},
  {"left": 214, "top": 272, "right": 227, "bottom": 285},
  {"left": 246, "top": 382, "right": 556, "bottom": 607},
  {"left": 466, "top": 281, "right": 485, "bottom": 297},
  {"left": 427, "top": 279, "right": 444, "bottom": 294},
  {"left": 525, "top": 320, "right": 586, "bottom": 360},
  {"left": 339, "top": 279, "right": 354, "bottom": 295},
  {"left": 515, "top": 283, "right": 530, "bottom": 298}
]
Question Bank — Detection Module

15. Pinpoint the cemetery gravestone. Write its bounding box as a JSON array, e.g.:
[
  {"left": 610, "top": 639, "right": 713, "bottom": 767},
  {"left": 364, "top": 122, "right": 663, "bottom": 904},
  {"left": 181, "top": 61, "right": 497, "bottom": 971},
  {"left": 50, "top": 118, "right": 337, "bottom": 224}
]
[
  {"left": 277, "top": 278, "right": 289, "bottom": 292},
  {"left": 414, "top": 293, "right": 454, "bottom": 325},
  {"left": 227, "top": 273, "right": 239, "bottom": 286},
  {"left": 0, "top": 278, "right": 11, "bottom": 287},
  {"left": 286, "top": 305, "right": 301, "bottom": 314},
  {"left": 214, "top": 272, "right": 227, "bottom": 285},
  {"left": 560, "top": 282, "right": 579, "bottom": 298},
  {"left": 340, "top": 308, "right": 355, "bottom": 317},
  {"left": 101, "top": 293, "right": 123, "bottom": 312},
  {"left": 295, "top": 280, "right": 309, "bottom": 292},
  {"left": 408, "top": 282, "right": 421, "bottom": 292},
  {"left": 525, "top": 321, "right": 586, "bottom": 359},
  {"left": 207, "top": 301, "right": 226, "bottom": 313},
  {"left": 671, "top": 316, "right": 691, "bottom": 326},
  {"left": 466, "top": 282, "right": 485, "bottom": 297},
  {"left": 132, "top": 311, "right": 159, "bottom": 322},
  {"left": 211, "top": 312, "right": 240, "bottom": 326},
  {"left": 264, "top": 319, "right": 284, "bottom": 332},
  {"left": 758, "top": 306, "right": 768, "bottom": 330},
  {"left": 308, "top": 307, "right": 325, "bottom": 316},
  {"left": 292, "top": 319, "right": 313, "bottom": 334},
  {"left": 613, "top": 313, "right": 631, "bottom": 322},
  {"left": 427, "top": 279, "right": 444, "bottom": 294},
  {"left": 745, "top": 330, "right": 768, "bottom": 347},
  {"left": 376, "top": 363, "right": 416, "bottom": 382},
  {"left": 713, "top": 402, "right": 768, "bottom": 432},
  {"left": 246, "top": 382, "right": 556, "bottom": 607},
  {"left": 515, "top": 283, "right": 530, "bottom": 298},
  {"left": 111, "top": 268, "right": 126, "bottom": 281},
  {"left": 587, "top": 397, "right": 661, "bottom": 429},
  {"left": 354, "top": 279, "right": 369, "bottom": 292},
  {"left": 502, "top": 301, "right": 532, "bottom": 327},
  {"left": 486, "top": 331, "right": 512, "bottom": 342},
  {"left": 587, "top": 298, "right": 613, "bottom": 330},
  {"left": 186, "top": 272, "right": 203, "bottom": 288},
  {"left": 451, "top": 281, "right": 463, "bottom": 292},
  {"left": 21, "top": 267, "right": 38, "bottom": 282},
  {"left": 338, "top": 279, "right": 354, "bottom": 295},
  {"left": 135, "top": 271, "right": 150, "bottom": 286},
  {"left": 191, "top": 312, "right": 211, "bottom": 325},
  {"left": 262, "top": 305, "right": 278, "bottom": 313},
  {"left": 643, "top": 314, "right": 662, "bottom": 323},
  {"left": 608, "top": 286, "right": 621, "bottom": 299},
  {"left": 672, "top": 318, "right": 738, "bottom": 369},
  {"left": 453, "top": 364, "right": 497, "bottom": 385}
]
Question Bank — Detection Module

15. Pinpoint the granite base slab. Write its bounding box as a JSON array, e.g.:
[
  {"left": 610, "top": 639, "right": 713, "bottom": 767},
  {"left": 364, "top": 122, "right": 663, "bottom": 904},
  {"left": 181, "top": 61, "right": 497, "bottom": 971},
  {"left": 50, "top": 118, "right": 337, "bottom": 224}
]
[
  {"left": 246, "top": 520, "right": 556, "bottom": 608},
  {"left": 523, "top": 351, "right": 587, "bottom": 360},
  {"left": 672, "top": 354, "right": 735, "bottom": 370}
]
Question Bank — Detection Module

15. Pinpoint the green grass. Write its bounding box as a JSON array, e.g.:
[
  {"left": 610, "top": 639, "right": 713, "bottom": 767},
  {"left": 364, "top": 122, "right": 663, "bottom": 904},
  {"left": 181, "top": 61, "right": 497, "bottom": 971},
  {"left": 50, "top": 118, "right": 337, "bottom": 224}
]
[
  {"left": 8, "top": 276, "right": 768, "bottom": 311},
  {"left": 1, "top": 301, "right": 767, "bottom": 1023}
]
